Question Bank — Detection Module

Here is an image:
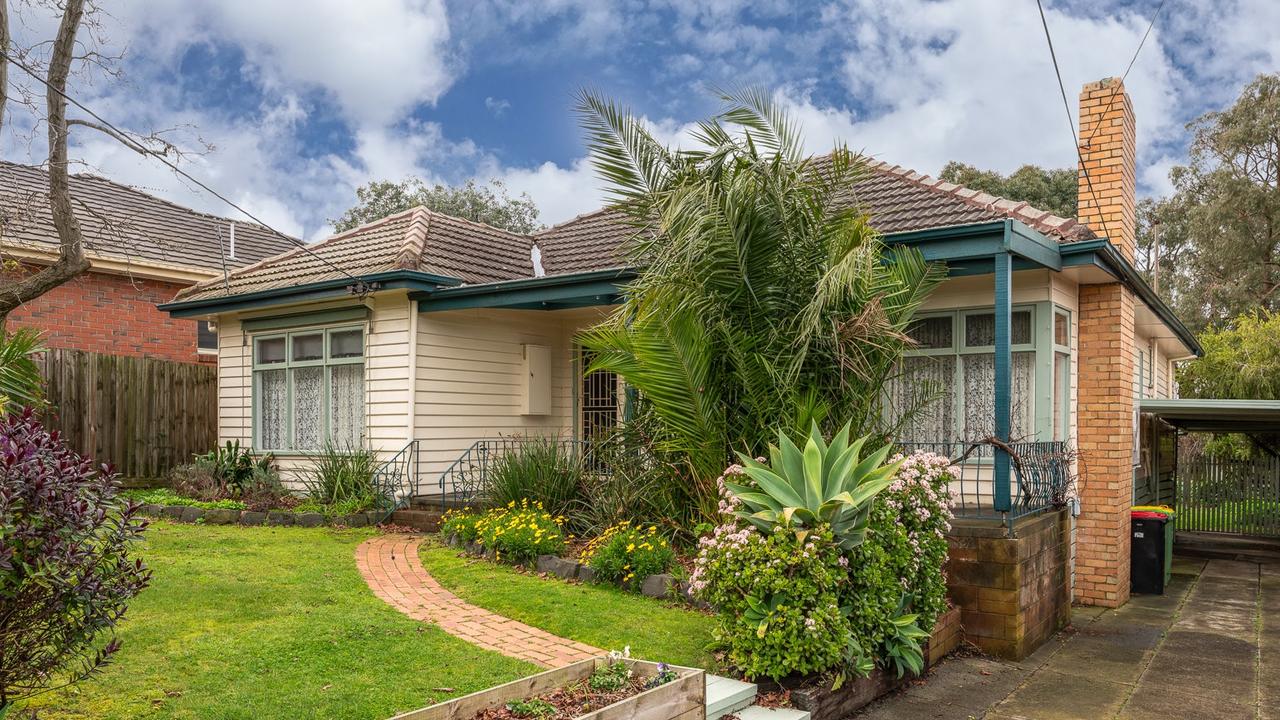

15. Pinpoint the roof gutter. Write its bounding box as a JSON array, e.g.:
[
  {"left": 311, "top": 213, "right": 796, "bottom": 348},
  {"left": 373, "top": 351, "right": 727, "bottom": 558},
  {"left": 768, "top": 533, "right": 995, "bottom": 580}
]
[
  {"left": 1060, "top": 239, "right": 1203, "bottom": 357},
  {"left": 158, "top": 270, "right": 463, "bottom": 318}
]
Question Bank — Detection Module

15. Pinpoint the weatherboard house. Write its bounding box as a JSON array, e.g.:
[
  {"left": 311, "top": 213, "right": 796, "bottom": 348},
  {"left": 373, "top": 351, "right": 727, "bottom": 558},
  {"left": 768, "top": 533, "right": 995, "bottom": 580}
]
[{"left": 161, "top": 78, "right": 1199, "bottom": 657}]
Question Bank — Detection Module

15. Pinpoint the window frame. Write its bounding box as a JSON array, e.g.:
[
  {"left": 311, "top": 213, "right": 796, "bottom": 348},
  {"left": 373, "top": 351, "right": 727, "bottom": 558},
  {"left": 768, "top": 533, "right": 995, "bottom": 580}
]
[
  {"left": 897, "top": 303, "right": 1073, "bottom": 443},
  {"left": 1051, "top": 308, "right": 1072, "bottom": 441},
  {"left": 251, "top": 324, "right": 365, "bottom": 453},
  {"left": 196, "top": 319, "right": 219, "bottom": 355}
]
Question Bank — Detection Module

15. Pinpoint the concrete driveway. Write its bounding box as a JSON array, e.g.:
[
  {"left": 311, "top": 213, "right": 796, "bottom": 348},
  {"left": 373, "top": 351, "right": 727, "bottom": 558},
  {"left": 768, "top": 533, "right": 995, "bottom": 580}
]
[{"left": 854, "top": 556, "right": 1278, "bottom": 720}]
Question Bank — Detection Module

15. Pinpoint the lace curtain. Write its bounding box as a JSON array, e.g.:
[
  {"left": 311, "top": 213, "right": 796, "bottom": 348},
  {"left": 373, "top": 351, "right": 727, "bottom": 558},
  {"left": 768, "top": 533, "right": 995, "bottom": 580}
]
[
  {"left": 292, "top": 367, "right": 325, "bottom": 450},
  {"left": 886, "top": 355, "right": 956, "bottom": 443},
  {"left": 330, "top": 364, "right": 364, "bottom": 446},
  {"left": 961, "top": 352, "right": 1035, "bottom": 440},
  {"left": 258, "top": 369, "right": 288, "bottom": 450}
]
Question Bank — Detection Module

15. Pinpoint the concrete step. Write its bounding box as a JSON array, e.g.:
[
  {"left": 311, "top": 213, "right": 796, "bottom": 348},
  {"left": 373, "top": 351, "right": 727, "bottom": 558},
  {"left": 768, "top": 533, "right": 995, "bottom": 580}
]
[
  {"left": 705, "top": 674, "right": 757, "bottom": 720},
  {"left": 388, "top": 509, "right": 442, "bottom": 532},
  {"left": 735, "top": 705, "right": 811, "bottom": 720}
]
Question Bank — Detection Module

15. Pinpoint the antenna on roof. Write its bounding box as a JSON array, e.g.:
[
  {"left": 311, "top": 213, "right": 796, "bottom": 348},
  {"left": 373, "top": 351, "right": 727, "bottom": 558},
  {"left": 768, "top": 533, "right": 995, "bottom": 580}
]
[{"left": 228, "top": 221, "right": 237, "bottom": 260}]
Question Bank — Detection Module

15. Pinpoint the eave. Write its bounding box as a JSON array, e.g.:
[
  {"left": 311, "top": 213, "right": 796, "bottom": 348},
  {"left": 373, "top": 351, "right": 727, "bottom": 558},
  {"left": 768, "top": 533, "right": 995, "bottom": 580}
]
[{"left": 158, "top": 270, "right": 463, "bottom": 318}]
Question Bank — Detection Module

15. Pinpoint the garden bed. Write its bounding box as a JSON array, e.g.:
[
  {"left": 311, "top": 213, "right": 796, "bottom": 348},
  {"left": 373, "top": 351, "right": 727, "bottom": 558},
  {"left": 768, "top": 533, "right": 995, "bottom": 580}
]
[
  {"left": 445, "top": 534, "right": 698, "bottom": 605},
  {"left": 135, "top": 501, "right": 385, "bottom": 529},
  {"left": 388, "top": 657, "right": 704, "bottom": 720},
  {"left": 787, "top": 605, "right": 963, "bottom": 720}
]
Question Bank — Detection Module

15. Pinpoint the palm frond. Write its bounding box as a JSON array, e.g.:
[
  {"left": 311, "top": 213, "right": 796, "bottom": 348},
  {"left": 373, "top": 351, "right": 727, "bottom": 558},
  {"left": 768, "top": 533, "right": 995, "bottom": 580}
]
[
  {"left": 574, "top": 89, "right": 676, "bottom": 210},
  {"left": 0, "top": 328, "right": 46, "bottom": 412}
]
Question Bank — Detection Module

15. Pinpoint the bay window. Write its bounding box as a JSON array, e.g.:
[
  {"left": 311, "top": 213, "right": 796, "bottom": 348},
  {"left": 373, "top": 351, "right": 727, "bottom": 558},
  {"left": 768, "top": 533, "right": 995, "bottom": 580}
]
[
  {"left": 888, "top": 304, "right": 1069, "bottom": 443},
  {"left": 253, "top": 326, "right": 365, "bottom": 452}
]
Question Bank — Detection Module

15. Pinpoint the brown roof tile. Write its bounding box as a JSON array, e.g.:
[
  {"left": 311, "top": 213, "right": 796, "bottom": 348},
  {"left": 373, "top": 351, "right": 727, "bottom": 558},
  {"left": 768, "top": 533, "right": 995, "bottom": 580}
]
[
  {"left": 0, "top": 161, "right": 298, "bottom": 272},
  {"left": 171, "top": 154, "right": 1097, "bottom": 304}
]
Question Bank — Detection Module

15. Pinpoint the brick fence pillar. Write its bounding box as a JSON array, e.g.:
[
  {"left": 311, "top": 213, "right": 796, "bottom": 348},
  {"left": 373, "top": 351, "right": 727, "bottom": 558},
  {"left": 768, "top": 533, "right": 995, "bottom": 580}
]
[{"left": 1074, "top": 282, "right": 1135, "bottom": 607}]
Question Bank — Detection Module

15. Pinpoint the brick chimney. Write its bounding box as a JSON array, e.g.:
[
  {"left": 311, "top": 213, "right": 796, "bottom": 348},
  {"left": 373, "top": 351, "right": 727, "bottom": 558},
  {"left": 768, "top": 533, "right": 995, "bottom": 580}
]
[{"left": 1077, "top": 77, "right": 1137, "bottom": 263}]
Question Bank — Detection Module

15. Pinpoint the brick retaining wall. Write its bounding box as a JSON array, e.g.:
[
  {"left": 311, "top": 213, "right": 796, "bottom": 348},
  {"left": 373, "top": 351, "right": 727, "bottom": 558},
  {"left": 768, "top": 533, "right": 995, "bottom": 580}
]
[{"left": 944, "top": 509, "right": 1072, "bottom": 659}]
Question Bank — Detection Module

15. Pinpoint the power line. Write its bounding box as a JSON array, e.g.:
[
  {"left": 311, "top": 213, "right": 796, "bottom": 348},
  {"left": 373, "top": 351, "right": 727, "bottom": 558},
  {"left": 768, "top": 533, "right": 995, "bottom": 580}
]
[
  {"left": 1082, "top": 0, "right": 1168, "bottom": 149},
  {"left": 0, "top": 50, "right": 360, "bottom": 285},
  {"left": 1034, "top": 0, "right": 1114, "bottom": 243}
]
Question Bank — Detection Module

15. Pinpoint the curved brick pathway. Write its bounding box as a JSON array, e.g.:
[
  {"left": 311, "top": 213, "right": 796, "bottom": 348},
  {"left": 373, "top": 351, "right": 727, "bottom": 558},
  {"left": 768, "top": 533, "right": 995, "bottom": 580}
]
[{"left": 356, "top": 535, "right": 602, "bottom": 668}]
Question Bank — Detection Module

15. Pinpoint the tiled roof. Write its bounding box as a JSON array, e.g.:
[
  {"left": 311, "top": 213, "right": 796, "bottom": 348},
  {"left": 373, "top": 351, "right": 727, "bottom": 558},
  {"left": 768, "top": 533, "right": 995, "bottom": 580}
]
[
  {"left": 170, "top": 155, "right": 1096, "bottom": 304},
  {"left": 0, "top": 161, "right": 298, "bottom": 273},
  {"left": 175, "top": 207, "right": 533, "bottom": 302}
]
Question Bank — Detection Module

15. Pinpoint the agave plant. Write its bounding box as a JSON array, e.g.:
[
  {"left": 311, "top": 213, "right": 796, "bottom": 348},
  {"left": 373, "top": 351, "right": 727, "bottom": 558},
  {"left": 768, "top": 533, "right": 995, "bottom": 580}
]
[{"left": 723, "top": 422, "right": 902, "bottom": 550}]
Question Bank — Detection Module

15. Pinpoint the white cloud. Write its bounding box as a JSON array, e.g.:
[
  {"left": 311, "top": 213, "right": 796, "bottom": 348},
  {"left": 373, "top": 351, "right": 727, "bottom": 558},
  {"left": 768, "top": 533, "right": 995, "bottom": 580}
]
[
  {"left": 485, "top": 97, "right": 511, "bottom": 117},
  {"left": 112, "top": 0, "right": 455, "bottom": 126},
  {"left": 487, "top": 157, "right": 605, "bottom": 227}
]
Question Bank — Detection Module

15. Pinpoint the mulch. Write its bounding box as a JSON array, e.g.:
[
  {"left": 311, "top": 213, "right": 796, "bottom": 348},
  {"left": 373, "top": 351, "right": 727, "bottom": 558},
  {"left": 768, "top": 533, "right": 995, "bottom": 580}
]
[{"left": 471, "top": 676, "right": 651, "bottom": 720}]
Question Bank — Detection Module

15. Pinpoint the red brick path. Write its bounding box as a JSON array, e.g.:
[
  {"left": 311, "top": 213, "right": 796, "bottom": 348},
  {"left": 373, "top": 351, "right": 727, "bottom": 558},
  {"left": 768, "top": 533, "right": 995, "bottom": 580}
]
[{"left": 356, "top": 535, "right": 602, "bottom": 668}]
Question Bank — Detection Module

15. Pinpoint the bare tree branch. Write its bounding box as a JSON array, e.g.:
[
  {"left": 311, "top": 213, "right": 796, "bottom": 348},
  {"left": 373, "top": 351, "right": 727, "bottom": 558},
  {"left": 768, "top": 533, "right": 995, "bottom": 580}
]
[{"left": 0, "top": 0, "right": 91, "bottom": 324}]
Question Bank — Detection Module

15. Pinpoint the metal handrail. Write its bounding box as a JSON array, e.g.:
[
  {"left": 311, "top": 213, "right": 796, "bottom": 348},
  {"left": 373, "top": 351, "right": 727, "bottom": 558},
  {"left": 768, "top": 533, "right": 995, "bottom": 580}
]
[
  {"left": 434, "top": 437, "right": 598, "bottom": 511},
  {"left": 897, "top": 440, "right": 1072, "bottom": 524},
  {"left": 371, "top": 439, "right": 419, "bottom": 523}
]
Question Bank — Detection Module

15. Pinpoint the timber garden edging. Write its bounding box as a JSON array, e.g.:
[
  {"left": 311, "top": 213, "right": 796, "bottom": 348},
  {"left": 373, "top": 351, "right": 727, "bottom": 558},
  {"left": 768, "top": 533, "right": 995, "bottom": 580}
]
[
  {"left": 138, "top": 503, "right": 384, "bottom": 529},
  {"left": 388, "top": 656, "right": 705, "bottom": 720}
]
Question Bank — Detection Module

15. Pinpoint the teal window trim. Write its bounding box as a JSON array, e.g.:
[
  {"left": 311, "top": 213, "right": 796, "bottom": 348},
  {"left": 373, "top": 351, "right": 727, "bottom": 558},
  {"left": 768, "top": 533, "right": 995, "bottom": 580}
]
[
  {"left": 902, "top": 301, "right": 1076, "bottom": 444},
  {"left": 242, "top": 305, "right": 369, "bottom": 333},
  {"left": 1051, "top": 307, "right": 1072, "bottom": 442},
  {"left": 251, "top": 323, "right": 365, "bottom": 453}
]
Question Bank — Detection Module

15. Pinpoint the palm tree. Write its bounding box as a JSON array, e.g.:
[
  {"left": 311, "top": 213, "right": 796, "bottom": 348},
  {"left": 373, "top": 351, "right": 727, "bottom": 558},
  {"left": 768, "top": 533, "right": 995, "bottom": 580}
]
[
  {"left": 575, "top": 88, "right": 944, "bottom": 521},
  {"left": 0, "top": 328, "right": 45, "bottom": 412}
]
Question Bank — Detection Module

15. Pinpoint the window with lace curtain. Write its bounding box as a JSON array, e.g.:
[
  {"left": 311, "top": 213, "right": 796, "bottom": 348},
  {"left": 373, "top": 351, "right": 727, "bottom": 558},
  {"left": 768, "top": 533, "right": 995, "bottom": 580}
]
[
  {"left": 886, "top": 307, "right": 1041, "bottom": 443},
  {"left": 253, "top": 326, "right": 365, "bottom": 452}
]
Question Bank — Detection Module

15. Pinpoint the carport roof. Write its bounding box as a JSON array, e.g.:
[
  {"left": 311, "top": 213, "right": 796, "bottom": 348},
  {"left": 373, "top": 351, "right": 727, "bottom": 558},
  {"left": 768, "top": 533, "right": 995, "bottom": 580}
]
[{"left": 1140, "top": 399, "right": 1280, "bottom": 433}]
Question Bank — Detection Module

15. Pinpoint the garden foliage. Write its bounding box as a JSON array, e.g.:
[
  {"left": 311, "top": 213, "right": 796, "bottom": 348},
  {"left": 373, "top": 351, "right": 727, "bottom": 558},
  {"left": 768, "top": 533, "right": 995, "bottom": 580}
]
[
  {"left": 575, "top": 88, "right": 944, "bottom": 522},
  {"left": 486, "top": 437, "right": 586, "bottom": 518},
  {"left": 0, "top": 409, "right": 150, "bottom": 711},
  {"left": 578, "top": 521, "right": 675, "bottom": 585},
  {"left": 691, "top": 437, "right": 955, "bottom": 682},
  {"left": 301, "top": 440, "right": 380, "bottom": 511},
  {"left": 473, "top": 500, "right": 566, "bottom": 564}
]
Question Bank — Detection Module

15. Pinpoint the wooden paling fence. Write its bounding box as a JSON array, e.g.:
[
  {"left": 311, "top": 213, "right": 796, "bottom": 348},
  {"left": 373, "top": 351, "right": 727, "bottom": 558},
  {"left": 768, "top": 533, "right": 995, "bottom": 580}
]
[
  {"left": 1176, "top": 454, "right": 1280, "bottom": 537},
  {"left": 39, "top": 349, "right": 217, "bottom": 481}
]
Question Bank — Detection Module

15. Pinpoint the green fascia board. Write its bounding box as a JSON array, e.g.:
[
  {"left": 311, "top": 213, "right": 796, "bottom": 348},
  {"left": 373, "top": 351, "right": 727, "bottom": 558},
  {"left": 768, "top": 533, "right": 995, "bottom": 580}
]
[
  {"left": 413, "top": 268, "right": 636, "bottom": 313},
  {"left": 241, "top": 305, "right": 369, "bottom": 333},
  {"left": 159, "top": 270, "right": 463, "bottom": 318},
  {"left": 882, "top": 219, "right": 1062, "bottom": 271},
  {"left": 1060, "top": 240, "right": 1203, "bottom": 357}
]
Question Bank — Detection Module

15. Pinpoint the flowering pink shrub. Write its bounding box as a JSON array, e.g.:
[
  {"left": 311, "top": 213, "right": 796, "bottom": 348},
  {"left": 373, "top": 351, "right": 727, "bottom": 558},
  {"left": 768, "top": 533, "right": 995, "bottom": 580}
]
[
  {"left": 842, "top": 451, "right": 955, "bottom": 651},
  {"left": 691, "top": 450, "right": 956, "bottom": 682}
]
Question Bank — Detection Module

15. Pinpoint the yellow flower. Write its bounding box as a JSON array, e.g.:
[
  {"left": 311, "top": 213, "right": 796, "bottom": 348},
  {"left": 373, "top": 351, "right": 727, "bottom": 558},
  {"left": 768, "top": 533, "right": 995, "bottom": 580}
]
[{"left": 626, "top": 543, "right": 635, "bottom": 552}]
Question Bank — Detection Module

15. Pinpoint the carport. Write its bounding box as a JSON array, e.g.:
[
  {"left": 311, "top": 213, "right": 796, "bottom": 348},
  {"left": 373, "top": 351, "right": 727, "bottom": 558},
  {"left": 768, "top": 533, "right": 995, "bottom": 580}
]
[{"left": 1139, "top": 398, "right": 1280, "bottom": 538}]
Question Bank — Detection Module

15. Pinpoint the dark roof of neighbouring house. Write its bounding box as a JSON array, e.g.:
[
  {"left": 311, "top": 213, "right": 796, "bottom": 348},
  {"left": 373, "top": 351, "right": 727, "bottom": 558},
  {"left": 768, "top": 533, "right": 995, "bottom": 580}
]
[
  {"left": 170, "top": 155, "right": 1096, "bottom": 303},
  {"left": 0, "top": 161, "right": 298, "bottom": 275}
]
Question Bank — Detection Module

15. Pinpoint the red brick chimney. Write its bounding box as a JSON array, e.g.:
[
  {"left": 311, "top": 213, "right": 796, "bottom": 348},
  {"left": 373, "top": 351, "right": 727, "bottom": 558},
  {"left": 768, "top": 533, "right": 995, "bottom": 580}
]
[{"left": 1077, "top": 77, "right": 1137, "bottom": 262}]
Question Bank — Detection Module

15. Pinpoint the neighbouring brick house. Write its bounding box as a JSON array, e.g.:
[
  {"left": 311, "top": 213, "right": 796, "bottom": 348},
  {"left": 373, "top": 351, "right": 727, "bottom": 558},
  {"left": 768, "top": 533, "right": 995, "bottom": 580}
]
[
  {"left": 162, "top": 77, "right": 1199, "bottom": 659},
  {"left": 0, "top": 161, "right": 298, "bottom": 363}
]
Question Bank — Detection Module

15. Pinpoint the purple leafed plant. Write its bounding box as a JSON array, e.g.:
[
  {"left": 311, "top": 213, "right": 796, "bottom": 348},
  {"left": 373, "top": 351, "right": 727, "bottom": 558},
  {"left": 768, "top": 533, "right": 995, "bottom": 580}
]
[{"left": 0, "top": 409, "right": 151, "bottom": 712}]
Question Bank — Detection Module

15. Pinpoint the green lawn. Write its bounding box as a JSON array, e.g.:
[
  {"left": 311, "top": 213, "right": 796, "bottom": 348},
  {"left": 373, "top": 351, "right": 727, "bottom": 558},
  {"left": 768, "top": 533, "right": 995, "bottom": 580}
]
[
  {"left": 418, "top": 541, "right": 717, "bottom": 669},
  {"left": 25, "top": 523, "right": 535, "bottom": 720}
]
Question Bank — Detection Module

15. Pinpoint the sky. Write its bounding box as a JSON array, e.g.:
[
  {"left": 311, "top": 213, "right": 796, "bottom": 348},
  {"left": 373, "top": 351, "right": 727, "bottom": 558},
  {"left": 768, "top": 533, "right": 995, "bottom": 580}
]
[{"left": 3, "top": 0, "right": 1279, "bottom": 241}]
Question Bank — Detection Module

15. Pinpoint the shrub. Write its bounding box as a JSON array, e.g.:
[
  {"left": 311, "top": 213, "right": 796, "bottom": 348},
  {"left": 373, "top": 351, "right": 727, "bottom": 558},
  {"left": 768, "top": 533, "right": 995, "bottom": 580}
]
[
  {"left": 568, "top": 416, "right": 696, "bottom": 541},
  {"left": 840, "top": 451, "right": 954, "bottom": 676},
  {"left": 195, "top": 440, "right": 274, "bottom": 494},
  {"left": 474, "top": 500, "right": 566, "bottom": 564},
  {"left": 0, "top": 409, "right": 151, "bottom": 711},
  {"left": 169, "top": 462, "right": 234, "bottom": 502},
  {"left": 692, "top": 442, "right": 955, "bottom": 683},
  {"left": 723, "top": 423, "right": 901, "bottom": 550},
  {"left": 579, "top": 522, "right": 675, "bottom": 586},
  {"left": 239, "top": 464, "right": 296, "bottom": 512},
  {"left": 123, "top": 488, "right": 247, "bottom": 511},
  {"left": 302, "top": 440, "right": 380, "bottom": 510},
  {"left": 486, "top": 437, "right": 585, "bottom": 517},
  {"left": 440, "top": 508, "right": 482, "bottom": 542},
  {"left": 689, "top": 522, "right": 847, "bottom": 681}
]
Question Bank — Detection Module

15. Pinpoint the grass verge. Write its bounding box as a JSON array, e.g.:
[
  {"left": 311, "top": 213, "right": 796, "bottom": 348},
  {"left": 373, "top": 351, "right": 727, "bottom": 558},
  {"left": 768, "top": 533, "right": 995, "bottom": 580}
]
[
  {"left": 25, "top": 522, "right": 534, "bottom": 720},
  {"left": 418, "top": 539, "right": 716, "bottom": 669}
]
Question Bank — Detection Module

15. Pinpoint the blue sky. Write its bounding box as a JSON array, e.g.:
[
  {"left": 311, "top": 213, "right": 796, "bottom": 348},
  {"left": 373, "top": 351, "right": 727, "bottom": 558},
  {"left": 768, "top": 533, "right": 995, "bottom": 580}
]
[{"left": 4, "top": 0, "right": 1279, "bottom": 239}]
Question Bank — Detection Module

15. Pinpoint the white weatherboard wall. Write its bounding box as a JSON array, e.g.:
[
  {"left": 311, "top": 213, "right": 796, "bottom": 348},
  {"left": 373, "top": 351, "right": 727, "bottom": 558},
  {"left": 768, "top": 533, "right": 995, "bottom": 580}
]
[
  {"left": 213, "top": 291, "right": 414, "bottom": 488},
  {"left": 413, "top": 306, "right": 611, "bottom": 489}
]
